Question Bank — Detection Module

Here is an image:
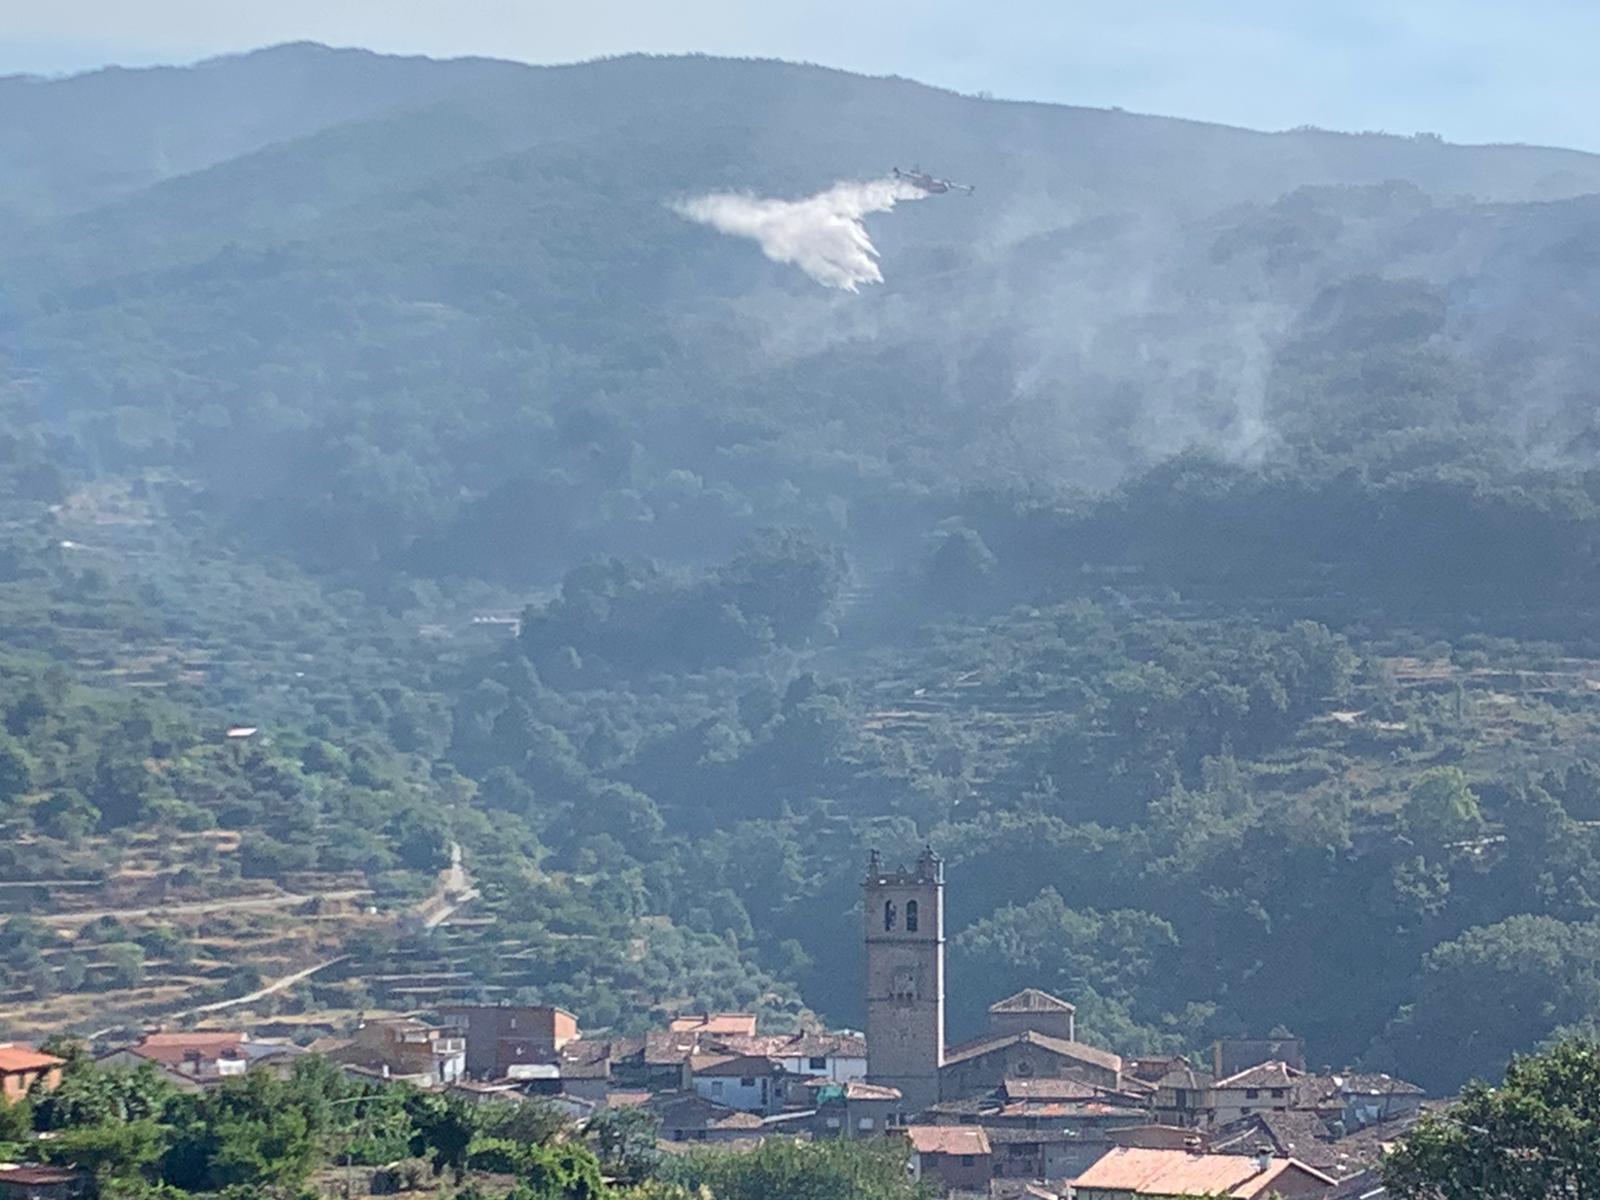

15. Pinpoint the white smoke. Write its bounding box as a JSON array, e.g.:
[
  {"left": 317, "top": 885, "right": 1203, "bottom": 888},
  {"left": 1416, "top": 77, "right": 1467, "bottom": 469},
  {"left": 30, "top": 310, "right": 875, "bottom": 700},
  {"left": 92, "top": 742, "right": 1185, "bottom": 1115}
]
[{"left": 673, "top": 178, "right": 925, "bottom": 291}]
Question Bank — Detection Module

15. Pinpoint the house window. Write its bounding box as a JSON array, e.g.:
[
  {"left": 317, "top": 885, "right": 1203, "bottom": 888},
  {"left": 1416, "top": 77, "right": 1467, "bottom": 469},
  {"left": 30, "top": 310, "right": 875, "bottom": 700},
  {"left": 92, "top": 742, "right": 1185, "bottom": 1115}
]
[
  {"left": 711, "top": 1081, "right": 723, "bottom": 1093},
  {"left": 906, "top": 900, "right": 919, "bottom": 932},
  {"left": 858, "top": 1118, "right": 875, "bottom": 1131},
  {"left": 884, "top": 901, "right": 897, "bottom": 931},
  {"left": 810, "top": 1057, "right": 828, "bottom": 1070},
  {"left": 1271, "top": 1088, "right": 1285, "bottom": 1099},
  {"left": 1246, "top": 1089, "right": 1260, "bottom": 1099},
  {"left": 741, "top": 1077, "right": 756, "bottom": 1087},
  {"left": 1241, "top": 1107, "right": 1252, "bottom": 1116}
]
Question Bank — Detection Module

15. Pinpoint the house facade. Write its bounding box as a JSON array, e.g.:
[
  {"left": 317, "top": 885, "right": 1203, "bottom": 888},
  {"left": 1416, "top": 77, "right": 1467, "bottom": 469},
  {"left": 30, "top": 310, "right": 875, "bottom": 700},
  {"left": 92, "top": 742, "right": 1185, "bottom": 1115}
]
[
  {"left": 906, "top": 1125, "right": 993, "bottom": 1193},
  {"left": 0, "top": 1046, "right": 64, "bottom": 1102},
  {"left": 1210, "top": 1061, "right": 1303, "bottom": 1127},
  {"left": 809, "top": 1080, "right": 904, "bottom": 1138},
  {"left": 327, "top": 1018, "right": 465, "bottom": 1085},
  {"left": 689, "top": 1054, "right": 790, "bottom": 1114},
  {"left": 96, "top": 1033, "right": 299, "bottom": 1093},
  {"left": 438, "top": 1004, "right": 578, "bottom": 1079}
]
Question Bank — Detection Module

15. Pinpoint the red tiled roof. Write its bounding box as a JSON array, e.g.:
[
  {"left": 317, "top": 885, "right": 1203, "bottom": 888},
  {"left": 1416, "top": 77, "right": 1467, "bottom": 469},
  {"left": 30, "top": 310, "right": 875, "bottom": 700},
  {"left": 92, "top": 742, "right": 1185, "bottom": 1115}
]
[
  {"left": 1332, "top": 1072, "right": 1425, "bottom": 1097},
  {"left": 1071, "top": 1147, "right": 1335, "bottom": 1198},
  {"left": 641, "top": 1031, "right": 699, "bottom": 1065},
  {"left": 0, "top": 1166, "right": 85, "bottom": 1184},
  {"left": 1215, "top": 1060, "right": 1304, "bottom": 1090},
  {"left": 645, "top": 1092, "right": 765, "bottom": 1131},
  {"left": 668, "top": 1013, "right": 758, "bottom": 1036},
  {"left": 712, "top": 1032, "right": 868, "bottom": 1060},
  {"left": 122, "top": 1032, "right": 246, "bottom": 1067},
  {"left": 907, "top": 1126, "right": 991, "bottom": 1157},
  {"left": 690, "top": 1053, "right": 782, "bottom": 1077},
  {"left": 1000, "top": 1077, "right": 1101, "bottom": 1100},
  {"left": 0, "top": 1044, "right": 65, "bottom": 1074}
]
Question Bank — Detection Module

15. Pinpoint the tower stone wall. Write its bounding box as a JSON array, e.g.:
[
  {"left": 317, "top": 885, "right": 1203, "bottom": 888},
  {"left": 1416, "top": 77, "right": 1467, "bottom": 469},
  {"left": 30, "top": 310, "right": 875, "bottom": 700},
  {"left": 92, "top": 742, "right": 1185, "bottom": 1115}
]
[{"left": 863, "top": 847, "right": 945, "bottom": 1113}]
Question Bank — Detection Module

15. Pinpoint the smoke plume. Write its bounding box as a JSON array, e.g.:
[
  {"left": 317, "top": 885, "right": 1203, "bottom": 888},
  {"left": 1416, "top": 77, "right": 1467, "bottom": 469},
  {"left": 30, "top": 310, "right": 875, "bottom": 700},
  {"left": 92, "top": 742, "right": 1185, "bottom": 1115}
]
[{"left": 674, "top": 178, "right": 925, "bottom": 291}]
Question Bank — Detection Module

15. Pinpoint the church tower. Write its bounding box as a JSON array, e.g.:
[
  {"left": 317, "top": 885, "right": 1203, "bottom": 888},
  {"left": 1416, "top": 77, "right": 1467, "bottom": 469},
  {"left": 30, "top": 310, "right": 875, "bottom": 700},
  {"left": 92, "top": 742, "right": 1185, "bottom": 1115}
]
[{"left": 864, "top": 846, "right": 945, "bottom": 1113}]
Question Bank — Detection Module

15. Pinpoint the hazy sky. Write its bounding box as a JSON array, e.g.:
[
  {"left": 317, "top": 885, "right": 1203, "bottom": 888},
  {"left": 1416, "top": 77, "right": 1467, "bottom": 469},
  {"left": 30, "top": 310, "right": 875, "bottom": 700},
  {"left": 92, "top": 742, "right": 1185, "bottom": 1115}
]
[{"left": 4, "top": 0, "right": 1599, "bottom": 152}]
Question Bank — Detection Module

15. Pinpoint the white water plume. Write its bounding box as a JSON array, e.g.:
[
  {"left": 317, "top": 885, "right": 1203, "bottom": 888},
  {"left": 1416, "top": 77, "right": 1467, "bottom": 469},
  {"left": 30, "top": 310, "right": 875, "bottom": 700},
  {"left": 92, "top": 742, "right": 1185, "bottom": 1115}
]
[{"left": 673, "top": 177, "right": 925, "bottom": 291}]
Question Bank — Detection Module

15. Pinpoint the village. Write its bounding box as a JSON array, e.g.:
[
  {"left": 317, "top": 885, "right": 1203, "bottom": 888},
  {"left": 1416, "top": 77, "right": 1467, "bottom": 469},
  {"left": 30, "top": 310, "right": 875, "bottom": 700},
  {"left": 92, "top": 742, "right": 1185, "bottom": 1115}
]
[{"left": 0, "top": 850, "right": 1424, "bottom": 1200}]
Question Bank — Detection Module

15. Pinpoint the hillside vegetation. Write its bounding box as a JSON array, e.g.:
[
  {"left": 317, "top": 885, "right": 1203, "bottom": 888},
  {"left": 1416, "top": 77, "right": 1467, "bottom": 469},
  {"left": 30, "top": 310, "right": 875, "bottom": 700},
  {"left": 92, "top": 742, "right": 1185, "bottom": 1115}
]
[{"left": 4, "top": 43, "right": 1600, "bottom": 1091}]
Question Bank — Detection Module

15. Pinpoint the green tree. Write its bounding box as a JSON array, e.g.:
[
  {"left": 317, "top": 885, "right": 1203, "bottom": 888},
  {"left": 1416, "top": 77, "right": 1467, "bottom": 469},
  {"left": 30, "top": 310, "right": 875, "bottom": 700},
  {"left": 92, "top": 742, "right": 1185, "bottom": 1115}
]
[
  {"left": 516, "top": 1141, "right": 607, "bottom": 1200},
  {"left": 102, "top": 943, "right": 146, "bottom": 990},
  {"left": 406, "top": 1092, "right": 479, "bottom": 1182},
  {"left": 586, "top": 1107, "right": 662, "bottom": 1184},
  {"left": 162, "top": 1071, "right": 319, "bottom": 1192},
  {"left": 0, "top": 1095, "right": 33, "bottom": 1143},
  {"left": 1403, "top": 767, "right": 1484, "bottom": 850},
  {"left": 1382, "top": 915, "right": 1600, "bottom": 1091},
  {"left": 41, "top": 1119, "right": 169, "bottom": 1189},
  {"left": 662, "top": 1137, "right": 928, "bottom": 1200},
  {"left": 1386, "top": 1039, "right": 1600, "bottom": 1199},
  {"left": 0, "top": 735, "right": 33, "bottom": 807}
]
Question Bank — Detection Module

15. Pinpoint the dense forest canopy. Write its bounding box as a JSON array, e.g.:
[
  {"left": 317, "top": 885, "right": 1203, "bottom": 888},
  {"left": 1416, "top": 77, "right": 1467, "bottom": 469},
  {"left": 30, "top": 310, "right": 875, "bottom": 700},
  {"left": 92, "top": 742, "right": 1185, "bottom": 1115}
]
[{"left": 4, "top": 43, "right": 1600, "bottom": 1093}]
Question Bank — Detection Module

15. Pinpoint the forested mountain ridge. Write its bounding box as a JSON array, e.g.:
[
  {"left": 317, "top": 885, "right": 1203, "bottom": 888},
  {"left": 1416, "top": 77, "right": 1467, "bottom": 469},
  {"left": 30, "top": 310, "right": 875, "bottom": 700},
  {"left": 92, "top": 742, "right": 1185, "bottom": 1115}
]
[
  {"left": 4, "top": 44, "right": 1600, "bottom": 1092},
  {"left": 7, "top": 47, "right": 1600, "bottom": 579},
  {"left": 0, "top": 42, "right": 529, "bottom": 222}
]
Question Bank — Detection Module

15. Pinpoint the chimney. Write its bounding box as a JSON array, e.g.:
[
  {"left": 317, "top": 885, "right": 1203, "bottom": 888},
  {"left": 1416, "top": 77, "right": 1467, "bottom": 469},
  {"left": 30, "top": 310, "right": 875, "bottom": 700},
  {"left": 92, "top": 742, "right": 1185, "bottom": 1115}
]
[
  {"left": 1184, "top": 1135, "right": 1203, "bottom": 1155},
  {"left": 1254, "top": 1147, "right": 1273, "bottom": 1174}
]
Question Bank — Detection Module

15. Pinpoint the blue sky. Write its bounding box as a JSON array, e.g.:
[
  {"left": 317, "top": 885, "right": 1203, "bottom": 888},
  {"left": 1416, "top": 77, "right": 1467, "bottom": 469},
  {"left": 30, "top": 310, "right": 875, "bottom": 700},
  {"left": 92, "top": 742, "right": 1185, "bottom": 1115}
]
[{"left": 4, "top": 0, "right": 1599, "bottom": 152}]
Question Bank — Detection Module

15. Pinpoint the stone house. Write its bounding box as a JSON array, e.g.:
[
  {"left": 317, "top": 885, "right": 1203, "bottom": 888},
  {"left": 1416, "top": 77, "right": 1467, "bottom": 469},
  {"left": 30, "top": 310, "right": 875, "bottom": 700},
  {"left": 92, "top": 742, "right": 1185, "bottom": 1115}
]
[
  {"left": 0, "top": 1046, "right": 63, "bottom": 1103},
  {"left": 689, "top": 1053, "right": 791, "bottom": 1114},
  {"left": 326, "top": 1018, "right": 465, "bottom": 1086},
  {"left": 437, "top": 1004, "right": 579, "bottom": 1079},
  {"left": 808, "top": 1079, "right": 904, "bottom": 1138},
  {"left": 96, "top": 1033, "right": 298, "bottom": 1093},
  {"left": 1209, "top": 1061, "right": 1303, "bottom": 1127},
  {"left": 905, "top": 1125, "right": 993, "bottom": 1194}
]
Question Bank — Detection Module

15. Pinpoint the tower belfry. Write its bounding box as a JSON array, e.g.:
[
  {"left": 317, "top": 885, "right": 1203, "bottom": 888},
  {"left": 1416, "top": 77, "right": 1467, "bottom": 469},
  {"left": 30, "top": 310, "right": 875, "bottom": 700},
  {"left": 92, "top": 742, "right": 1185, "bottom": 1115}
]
[{"left": 863, "top": 846, "right": 945, "bottom": 1113}]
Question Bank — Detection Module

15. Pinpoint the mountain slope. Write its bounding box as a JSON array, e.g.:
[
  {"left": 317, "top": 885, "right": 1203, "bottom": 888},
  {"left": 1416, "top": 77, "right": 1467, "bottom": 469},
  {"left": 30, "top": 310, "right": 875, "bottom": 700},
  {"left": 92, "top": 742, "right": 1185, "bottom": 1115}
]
[
  {"left": 5, "top": 50, "right": 1600, "bottom": 579},
  {"left": 0, "top": 42, "right": 528, "bottom": 223}
]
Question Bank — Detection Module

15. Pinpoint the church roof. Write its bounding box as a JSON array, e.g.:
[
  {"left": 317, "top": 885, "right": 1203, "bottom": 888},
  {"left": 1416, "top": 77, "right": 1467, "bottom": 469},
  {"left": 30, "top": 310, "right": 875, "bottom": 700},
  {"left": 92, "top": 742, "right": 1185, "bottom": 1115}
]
[
  {"left": 988, "top": 988, "right": 1076, "bottom": 1014},
  {"left": 942, "top": 1029, "right": 1121, "bottom": 1074}
]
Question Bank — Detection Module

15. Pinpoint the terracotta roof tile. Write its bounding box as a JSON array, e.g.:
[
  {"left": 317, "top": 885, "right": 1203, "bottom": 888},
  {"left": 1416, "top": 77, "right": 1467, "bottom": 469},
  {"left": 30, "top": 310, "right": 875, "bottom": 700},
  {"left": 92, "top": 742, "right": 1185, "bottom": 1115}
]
[
  {"left": 114, "top": 1033, "right": 248, "bottom": 1068},
  {"left": 907, "top": 1125, "right": 991, "bottom": 1156},
  {"left": 942, "top": 1029, "right": 1121, "bottom": 1074},
  {"left": 1072, "top": 1147, "right": 1336, "bottom": 1198},
  {"left": 1215, "top": 1060, "right": 1304, "bottom": 1090},
  {"left": 0, "top": 1044, "right": 64, "bottom": 1074},
  {"left": 668, "top": 1013, "right": 758, "bottom": 1036}
]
